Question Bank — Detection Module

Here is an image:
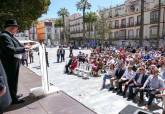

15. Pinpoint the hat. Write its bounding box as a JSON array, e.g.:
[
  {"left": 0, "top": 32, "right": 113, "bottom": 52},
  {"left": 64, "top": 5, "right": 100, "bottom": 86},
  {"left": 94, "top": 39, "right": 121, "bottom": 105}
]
[{"left": 4, "top": 19, "right": 19, "bottom": 28}]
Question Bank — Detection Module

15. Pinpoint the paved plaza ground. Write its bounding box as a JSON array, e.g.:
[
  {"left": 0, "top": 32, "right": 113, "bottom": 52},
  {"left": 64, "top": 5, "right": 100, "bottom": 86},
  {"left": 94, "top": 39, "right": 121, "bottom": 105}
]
[
  {"left": 4, "top": 66, "right": 96, "bottom": 114},
  {"left": 28, "top": 47, "right": 162, "bottom": 114}
]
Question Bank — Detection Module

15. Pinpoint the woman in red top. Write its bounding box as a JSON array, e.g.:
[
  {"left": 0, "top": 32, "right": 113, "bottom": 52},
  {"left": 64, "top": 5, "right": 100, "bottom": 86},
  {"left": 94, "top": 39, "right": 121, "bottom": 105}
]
[{"left": 70, "top": 57, "right": 78, "bottom": 73}]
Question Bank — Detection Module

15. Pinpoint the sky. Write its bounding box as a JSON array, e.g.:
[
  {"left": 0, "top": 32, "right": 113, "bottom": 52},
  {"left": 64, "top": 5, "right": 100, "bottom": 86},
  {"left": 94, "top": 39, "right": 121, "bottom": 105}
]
[{"left": 39, "top": 0, "right": 124, "bottom": 20}]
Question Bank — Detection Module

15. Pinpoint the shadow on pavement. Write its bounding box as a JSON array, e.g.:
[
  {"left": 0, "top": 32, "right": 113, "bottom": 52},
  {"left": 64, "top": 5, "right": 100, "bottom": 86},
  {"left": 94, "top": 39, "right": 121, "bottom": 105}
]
[{"left": 5, "top": 94, "right": 44, "bottom": 112}]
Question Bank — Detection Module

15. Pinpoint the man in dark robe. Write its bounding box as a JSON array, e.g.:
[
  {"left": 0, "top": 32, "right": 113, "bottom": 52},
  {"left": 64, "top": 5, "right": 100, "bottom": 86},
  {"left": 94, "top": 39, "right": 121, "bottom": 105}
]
[{"left": 0, "top": 19, "right": 30, "bottom": 104}]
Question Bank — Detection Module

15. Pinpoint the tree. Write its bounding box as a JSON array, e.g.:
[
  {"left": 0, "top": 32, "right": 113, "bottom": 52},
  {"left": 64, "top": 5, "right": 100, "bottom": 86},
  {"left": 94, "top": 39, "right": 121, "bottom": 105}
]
[
  {"left": 54, "top": 18, "right": 64, "bottom": 44},
  {"left": 157, "top": 0, "right": 161, "bottom": 47},
  {"left": 139, "top": 0, "right": 144, "bottom": 47},
  {"left": 0, "top": 0, "right": 50, "bottom": 31},
  {"left": 57, "top": 8, "right": 69, "bottom": 44},
  {"left": 76, "top": 0, "right": 91, "bottom": 43},
  {"left": 84, "top": 12, "right": 97, "bottom": 39},
  {"left": 96, "top": 12, "right": 111, "bottom": 45}
]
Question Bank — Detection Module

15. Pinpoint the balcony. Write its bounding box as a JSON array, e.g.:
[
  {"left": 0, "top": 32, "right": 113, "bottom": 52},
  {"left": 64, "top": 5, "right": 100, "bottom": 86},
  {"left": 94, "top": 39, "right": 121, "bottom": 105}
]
[
  {"left": 70, "top": 30, "right": 83, "bottom": 34},
  {"left": 150, "top": 34, "right": 158, "bottom": 39},
  {"left": 135, "top": 22, "right": 141, "bottom": 26},
  {"left": 114, "top": 25, "right": 120, "bottom": 29},
  {"left": 127, "top": 23, "right": 135, "bottom": 27},
  {"left": 114, "top": 36, "right": 126, "bottom": 40},
  {"left": 121, "top": 24, "right": 126, "bottom": 28},
  {"left": 150, "top": 19, "right": 159, "bottom": 24}
]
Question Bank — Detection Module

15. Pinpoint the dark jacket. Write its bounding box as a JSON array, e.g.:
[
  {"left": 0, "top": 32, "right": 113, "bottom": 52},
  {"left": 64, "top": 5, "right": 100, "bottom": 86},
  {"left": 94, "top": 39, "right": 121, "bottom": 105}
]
[
  {"left": 115, "top": 68, "right": 125, "bottom": 79},
  {"left": 0, "top": 60, "right": 12, "bottom": 111},
  {"left": 60, "top": 49, "right": 65, "bottom": 55},
  {"left": 0, "top": 31, "right": 25, "bottom": 78},
  {"left": 0, "top": 31, "right": 25, "bottom": 101},
  {"left": 134, "top": 73, "right": 148, "bottom": 85}
]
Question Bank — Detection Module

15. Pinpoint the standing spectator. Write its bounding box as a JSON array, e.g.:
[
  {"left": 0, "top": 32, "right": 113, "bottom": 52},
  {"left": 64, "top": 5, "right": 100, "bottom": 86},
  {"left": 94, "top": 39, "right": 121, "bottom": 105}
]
[
  {"left": 0, "top": 19, "right": 29, "bottom": 104},
  {"left": 57, "top": 47, "right": 61, "bottom": 63},
  {"left": 29, "top": 50, "right": 34, "bottom": 63},
  {"left": 69, "top": 46, "right": 73, "bottom": 57},
  {"left": 0, "top": 59, "right": 11, "bottom": 114},
  {"left": 60, "top": 47, "right": 65, "bottom": 62},
  {"left": 22, "top": 50, "right": 28, "bottom": 66}
]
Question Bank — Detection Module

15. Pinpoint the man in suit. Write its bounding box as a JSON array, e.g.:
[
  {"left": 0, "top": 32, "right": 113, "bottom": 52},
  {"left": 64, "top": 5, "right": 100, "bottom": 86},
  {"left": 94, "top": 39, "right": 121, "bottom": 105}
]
[
  {"left": 126, "top": 67, "right": 148, "bottom": 101},
  {"left": 60, "top": 47, "right": 65, "bottom": 62},
  {"left": 0, "top": 59, "right": 12, "bottom": 114},
  {"left": 109, "top": 63, "right": 125, "bottom": 91},
  {"left": 0, "top": 19, "right": 30, "bottom": 104},
  {"left": 57, "top": 47, "right": 61, "bottom": 63}
]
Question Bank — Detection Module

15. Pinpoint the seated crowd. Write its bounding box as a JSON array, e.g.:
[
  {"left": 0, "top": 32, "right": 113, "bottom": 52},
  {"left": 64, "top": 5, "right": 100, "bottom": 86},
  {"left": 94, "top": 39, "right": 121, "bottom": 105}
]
[{"left": 65, "top": 46, "right": 165, "bottom": 110}]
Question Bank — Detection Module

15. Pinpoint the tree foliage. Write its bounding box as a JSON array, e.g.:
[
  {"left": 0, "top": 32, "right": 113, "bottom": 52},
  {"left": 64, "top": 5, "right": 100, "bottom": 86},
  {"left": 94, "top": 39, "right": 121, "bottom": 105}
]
[
  {"left": 57, "top": 8, "right": 69, "bottom": 43},
  {"left": 96, "top": 12, "right": 111, "bottom": 40},
  {"left": 84, "top": 12, "right": 97, "bottom": 38},
  {"left": 76, "top": 0, "right": 91, "bottom": 39},
  {"left": 0, "top": 0, "right": 50, "bottom": 31},
  {"left": 54, "top": 18, "right": 63, "bottom": 27}
]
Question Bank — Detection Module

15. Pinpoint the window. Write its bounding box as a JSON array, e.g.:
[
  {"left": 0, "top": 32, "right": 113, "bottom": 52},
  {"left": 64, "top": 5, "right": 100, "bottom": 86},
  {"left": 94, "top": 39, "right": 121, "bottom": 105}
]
[
  {"left": 150, "top": 10, "right": 159, "bottom": 24},
  {"left": 121, "top": 19, "right": 126, "bottom": 28},
  {"left": 114, "top": 31, "right": 119, "bottom": 38},
  {"left": 115, "top": 9, "right": 119, "bottom": 16},
  {"left": 137, "top": 15, "right": 141, "bottom": 25},
  {"left": 136, "top": 29, "right": 140, "bottom": 38},
  {"left": 119, "top": 30, "right": 126, "bottom": 39},
  {"left": 115, "top": 20, "right": 119, "bottom": 28},
  {"left": 109, "top": 11, "right": 112, "bottom": 17},
  {"left": 128, "top": 30, "right": 134, "bottom": 39},
  {"left": 150, "top": 26, "right": 158, "bottom": 38},
  {"left": 47, "top": 27, "right": 51, "bottom": 33},
  {"left": 129, "top": 17, "right": 134, "bottom": 27}
]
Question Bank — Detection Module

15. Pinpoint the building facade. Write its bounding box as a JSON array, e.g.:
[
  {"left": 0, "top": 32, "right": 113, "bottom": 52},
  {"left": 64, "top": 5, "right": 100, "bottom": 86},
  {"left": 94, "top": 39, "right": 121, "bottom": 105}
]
[
  {"left": 29, "top": 19, "right": 61, "bottom": 46},
  {"left": 99, "top": 0, "right": 165, "bottom": 47},
  {"left": 68, "top": 13, "right": 96, "bottom": 47}
]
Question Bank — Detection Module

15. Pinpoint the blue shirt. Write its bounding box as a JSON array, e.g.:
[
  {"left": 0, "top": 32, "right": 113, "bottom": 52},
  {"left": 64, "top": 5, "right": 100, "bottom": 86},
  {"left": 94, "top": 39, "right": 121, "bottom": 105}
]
[{"left": 143, "top": 75, "right": 165, "bottom": 89}]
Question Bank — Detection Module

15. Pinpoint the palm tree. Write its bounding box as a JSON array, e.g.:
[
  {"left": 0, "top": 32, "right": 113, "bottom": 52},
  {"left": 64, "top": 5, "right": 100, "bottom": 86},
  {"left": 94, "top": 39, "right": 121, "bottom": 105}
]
[
  {"left": 76, "top": 0, "right": 91, "bottom": 44},
  {"left": 139, "top": 0, "right": 144, "bottom": 47},
  {"left": 57, "top": 8, "right": 69, "bottom": 44},
  {"left": 84, "top": 12, "right": 97, "bottom": 39},
  {"left": 157, "top": 0, "right": 161, "bottom": 47},
  {"left": 54, "top": 18, "right": 64, "bottom": 44}
]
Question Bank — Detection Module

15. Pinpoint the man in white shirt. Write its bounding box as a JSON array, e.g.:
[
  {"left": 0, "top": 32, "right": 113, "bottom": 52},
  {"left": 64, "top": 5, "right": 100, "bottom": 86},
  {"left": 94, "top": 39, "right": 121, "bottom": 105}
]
[
  {"left": 117, "top": 65, "right": 136, "bottom": 97},
  {"left": 140, "top": 67, "right": 165, "bottom": 109}
]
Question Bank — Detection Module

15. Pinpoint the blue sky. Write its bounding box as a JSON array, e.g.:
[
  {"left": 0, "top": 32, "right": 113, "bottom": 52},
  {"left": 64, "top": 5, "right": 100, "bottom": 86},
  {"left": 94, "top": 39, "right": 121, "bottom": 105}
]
[{"left": 39, "top": 0, "right": 124, "bottom": 20}]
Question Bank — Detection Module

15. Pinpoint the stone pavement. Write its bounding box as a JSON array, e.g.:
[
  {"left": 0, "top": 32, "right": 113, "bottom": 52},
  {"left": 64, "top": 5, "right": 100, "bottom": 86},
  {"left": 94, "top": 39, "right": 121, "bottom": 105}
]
[{"left": 4, "top": 66, "right": 97, "bottom": 114}]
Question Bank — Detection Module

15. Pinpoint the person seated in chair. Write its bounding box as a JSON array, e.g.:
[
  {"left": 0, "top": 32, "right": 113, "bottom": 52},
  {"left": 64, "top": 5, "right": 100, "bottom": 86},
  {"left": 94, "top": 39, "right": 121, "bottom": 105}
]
[
  {"left": 109, "top": 63, "right": 125, "bottom": 91},
  {"left": 117, "top": 65, "right": 136, "bottom": 97},
  {"left": 139, "top": 67, "right": 164, "bottom": 109},
  {"left": 101, "top": 64, "right": 115, "bottom": 90},
  {"left": 65, "top": 56, "right": 73, "bottom": 74},
  {"left": 126, "top": 66, "right": 148, "bottom": 101},
  {"left": 69, "top": 57, "right": 78, "bottom": 74},
  {"left": 91, "top": 58, "right": 99, "bottom": 77}
]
